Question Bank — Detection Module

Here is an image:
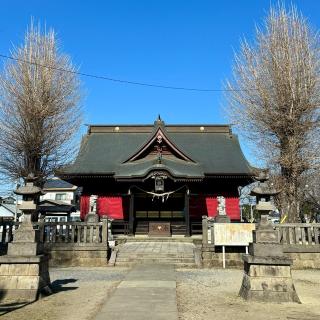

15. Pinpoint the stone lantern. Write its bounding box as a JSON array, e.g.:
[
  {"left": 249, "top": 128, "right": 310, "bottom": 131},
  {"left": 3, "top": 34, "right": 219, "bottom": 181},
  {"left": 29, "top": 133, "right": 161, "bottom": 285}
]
[
  {"left": 0, "top": 174, "right": 51, "bottom": 303},
  {"left": 250, "top": 171, "right": 280, "bottom": 217},
  {"left": 9, "top": 174, "right": 43, "bottom": 252},
  {"left": 239, "top": 170, "right": 300, "bottom": 303}
]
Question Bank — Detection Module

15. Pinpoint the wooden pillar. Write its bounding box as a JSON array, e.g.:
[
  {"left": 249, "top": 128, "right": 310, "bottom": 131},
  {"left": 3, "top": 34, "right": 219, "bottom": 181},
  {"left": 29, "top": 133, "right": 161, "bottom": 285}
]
[
  {"left": 129, "top": 193, "right": 134, "bottom": 235},
  {"left": 184, "top": 191, "right": 190, "bottom": 236}
]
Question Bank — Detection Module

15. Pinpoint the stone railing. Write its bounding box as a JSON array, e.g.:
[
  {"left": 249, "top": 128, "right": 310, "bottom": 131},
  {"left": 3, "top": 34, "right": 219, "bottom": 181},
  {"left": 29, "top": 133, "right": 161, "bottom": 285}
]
[
  {"left": 200, "top": 218, "right": 320, "bottom": 269},
  {"left": 39, "top": 221, "right": 108, "bottom": 244},
  {"left": 0, "top": 220, "right": 109, "bottom": 267},
  {"left": 276, "top": 223, "right": 320, "bottom": 246},
  {"left": 202, "top": 217, "right": 320, "bottom": 247},
  {"left": 0, "top": 220, "right": 108, "bottom": 244}
]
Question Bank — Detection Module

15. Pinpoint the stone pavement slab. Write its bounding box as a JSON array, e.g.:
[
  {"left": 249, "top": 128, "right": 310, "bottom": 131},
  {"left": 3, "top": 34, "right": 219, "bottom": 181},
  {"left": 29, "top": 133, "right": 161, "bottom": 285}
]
[
  {"left": 119, "top": 241, "right": 195, "bottom": 255},
  {"left": 94, "top": 264, "right": 178, "bottom": 320}
]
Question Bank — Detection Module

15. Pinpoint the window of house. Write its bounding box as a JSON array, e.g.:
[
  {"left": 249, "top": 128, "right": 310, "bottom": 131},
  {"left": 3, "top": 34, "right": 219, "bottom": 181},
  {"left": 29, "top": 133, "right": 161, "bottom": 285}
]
[{"left": 55, "top": 193, "right": 67, "bottom": 201}]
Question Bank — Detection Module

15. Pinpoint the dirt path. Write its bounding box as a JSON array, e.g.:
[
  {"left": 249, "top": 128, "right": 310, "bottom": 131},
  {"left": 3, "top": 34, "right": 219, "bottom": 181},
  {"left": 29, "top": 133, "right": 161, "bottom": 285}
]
[
  {"left": 176, "top": 269, "right": 320, "bottom": 320},
  {"left": 0, "top": 267, "right": 128, "bottom": 320}
]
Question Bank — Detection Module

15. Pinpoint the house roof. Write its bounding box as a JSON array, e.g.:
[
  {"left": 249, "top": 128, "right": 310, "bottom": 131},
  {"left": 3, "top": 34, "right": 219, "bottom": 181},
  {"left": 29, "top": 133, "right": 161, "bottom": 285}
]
[
  {"left": 43, "top": 178, "right": 76, "bottom": 190},
  {"left": 58, "top": 119, "right": 253, "bottom": 180},
  {"left": 38, "top": 199, "right": 76, "bottom": 213},
  {"left": 0, "top": 203, "right": 21, "bottom": 217}
]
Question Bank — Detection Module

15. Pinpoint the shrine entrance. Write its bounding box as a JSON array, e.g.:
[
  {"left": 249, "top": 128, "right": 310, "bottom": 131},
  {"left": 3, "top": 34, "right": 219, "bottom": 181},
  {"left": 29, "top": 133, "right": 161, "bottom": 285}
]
[
  {"left": 134, "top": 193, "right": 186, "bottom": 236},
  {"left": 135, "top": 193, "right": 184, "bottom": 219}
]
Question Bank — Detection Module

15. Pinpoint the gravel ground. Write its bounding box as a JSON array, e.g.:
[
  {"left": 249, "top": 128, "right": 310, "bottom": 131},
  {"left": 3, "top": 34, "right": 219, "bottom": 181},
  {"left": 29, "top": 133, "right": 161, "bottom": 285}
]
[
  {"left": 2, "top": 266, "right": 320, "bottom": 320},
  {"left": 0, "top": 267, "right": 128, "bottom": 320},
  {"left": 176, "top": 268, "right": 320, "bottom": 320}
]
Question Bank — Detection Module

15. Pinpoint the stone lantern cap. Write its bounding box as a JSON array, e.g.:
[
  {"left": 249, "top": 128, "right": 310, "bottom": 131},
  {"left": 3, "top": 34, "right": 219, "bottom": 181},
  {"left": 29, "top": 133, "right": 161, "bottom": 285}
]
[
  {"left": 250, "top": 169, "right": 280, "bottom": 197},
  {"left": 250, "top": 184, "right": 280, "bottom": 197},
  {"left": 14, "top": 173, "right": 43, "bottom": 196}
]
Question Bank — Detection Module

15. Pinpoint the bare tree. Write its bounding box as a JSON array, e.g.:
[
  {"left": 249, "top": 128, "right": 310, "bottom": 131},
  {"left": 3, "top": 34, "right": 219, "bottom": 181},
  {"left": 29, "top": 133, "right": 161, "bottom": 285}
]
[
  {"left": 226, "top": 4, "right": 320, "bottom": 222},
  {"left": 0, "top": 22, "right": 82, "bottom": 185},
  {"left": 303, "top": 171, "right": 320, "bottom": 215}
]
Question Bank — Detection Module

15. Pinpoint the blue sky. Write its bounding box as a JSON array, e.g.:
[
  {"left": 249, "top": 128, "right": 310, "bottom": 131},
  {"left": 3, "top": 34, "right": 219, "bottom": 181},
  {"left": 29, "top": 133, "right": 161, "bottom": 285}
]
[{"left": 0, "top": 0, "right": 320, "bottom": 189}]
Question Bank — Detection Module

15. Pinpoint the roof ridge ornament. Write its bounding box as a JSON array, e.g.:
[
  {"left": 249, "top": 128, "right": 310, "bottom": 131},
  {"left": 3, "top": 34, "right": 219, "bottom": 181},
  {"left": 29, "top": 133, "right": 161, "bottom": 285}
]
[{"left": 154, "top": 114, "right": 165, "bottom": 127}]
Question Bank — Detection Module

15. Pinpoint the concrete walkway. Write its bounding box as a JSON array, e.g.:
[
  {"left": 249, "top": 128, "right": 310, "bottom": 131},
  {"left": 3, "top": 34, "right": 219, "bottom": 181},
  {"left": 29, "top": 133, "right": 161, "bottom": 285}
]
[{"left": 95, "top": 264, "right": 178, "bottom": 320}]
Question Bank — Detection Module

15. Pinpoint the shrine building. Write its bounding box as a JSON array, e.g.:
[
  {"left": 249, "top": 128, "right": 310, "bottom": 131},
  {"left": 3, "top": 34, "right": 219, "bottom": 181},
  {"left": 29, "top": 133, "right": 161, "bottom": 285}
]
[{"left": 58, "top": 117, "right": 254, "bottom": 236}]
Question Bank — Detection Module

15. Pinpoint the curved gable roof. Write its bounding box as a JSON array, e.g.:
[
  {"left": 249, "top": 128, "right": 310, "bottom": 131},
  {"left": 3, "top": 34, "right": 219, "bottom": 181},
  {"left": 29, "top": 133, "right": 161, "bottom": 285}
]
[
  {"left": 125, "top": 126, "right": 195, "bottom": 163},
  {"left": 59, "top": 121, "right": 253, "bottom": 179}
]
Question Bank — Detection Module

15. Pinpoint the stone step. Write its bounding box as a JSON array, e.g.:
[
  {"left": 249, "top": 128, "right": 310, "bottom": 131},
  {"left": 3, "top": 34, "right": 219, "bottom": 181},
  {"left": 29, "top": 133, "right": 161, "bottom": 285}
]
[
  {"left": 115, "top": 237, "right": 195, "bottom": 243},
  {"left": 117, "top": 257, "right": 194, "bottom": 261},
  {"left": 116, "top": 257, "right": 196, "bottom": 264},
  {"left": 115, "top": 261, "right": 197, "bottom": 268},
  {"left": 114, "top": 240, "right": 198, "bottom": 268},
  {"left": 117, "top": 257, "right": 195, "bottom": 262},
  {"left": 117, "top": 254, "right": 195, "bottom": 260},
  {"left": 117, "top": 253, "right": 194, "bottom": 258},
  {"left": 117, "top": 256, "right": 195, "bottom": 260}
]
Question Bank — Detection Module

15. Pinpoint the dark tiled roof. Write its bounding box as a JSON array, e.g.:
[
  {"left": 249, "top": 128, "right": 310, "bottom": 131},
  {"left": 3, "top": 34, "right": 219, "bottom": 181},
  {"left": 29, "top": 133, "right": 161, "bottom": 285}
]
[
  {"left": 59, "top": 122, "right": 253, "bottom": 179},
  {"left": 43, "top": 178, "right": 75, "bottom": 189}
]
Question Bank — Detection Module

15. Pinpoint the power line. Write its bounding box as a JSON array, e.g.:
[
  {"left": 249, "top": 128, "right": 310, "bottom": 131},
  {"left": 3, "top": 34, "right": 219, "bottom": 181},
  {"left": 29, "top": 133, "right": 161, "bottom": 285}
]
[{"left": 0, "top": 53, "right": 240, "bottom": 93}]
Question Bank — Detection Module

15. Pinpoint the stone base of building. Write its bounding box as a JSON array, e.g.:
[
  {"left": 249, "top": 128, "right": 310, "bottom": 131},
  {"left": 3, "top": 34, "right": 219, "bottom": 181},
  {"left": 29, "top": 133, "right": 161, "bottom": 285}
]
[
  {"left": 201, "top": 244, "right": 215, "bottom": 267},
  {"left": 239, "top": 255, "right": 300, "bottom": 303},
  {"left": 286, "top": 252, "right": 320, "bottom": 269},
  {"left": 0, "top": 255, "right": 51, "bottom": 303},
  {"left": 45, "top": 243, "right": 109, "bottom": 267},
  {"left": 200, "top": 250, "right": 320, "bottom": 270}
]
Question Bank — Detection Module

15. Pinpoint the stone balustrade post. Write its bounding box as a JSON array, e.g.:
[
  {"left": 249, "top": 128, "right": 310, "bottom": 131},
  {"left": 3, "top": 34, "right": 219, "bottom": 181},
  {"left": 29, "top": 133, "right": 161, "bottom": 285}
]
[
  {"left": 101, "top": 217, "right": 108, "bottom": 244},
  {"left": 202, "top": 215, "right": 208, "bottom": 245},
  {"left": 201, "top": 215, "right": 215, "bottom": 267}
]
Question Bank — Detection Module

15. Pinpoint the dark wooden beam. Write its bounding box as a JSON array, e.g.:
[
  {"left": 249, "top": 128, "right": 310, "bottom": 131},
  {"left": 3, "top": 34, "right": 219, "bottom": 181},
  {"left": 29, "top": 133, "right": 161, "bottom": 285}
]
[
  {"left": 184, "top": 191, "right": 190, "bottom": 236},
  {"left": 129, "top": 193, "right": 135, "bottom": 235}
]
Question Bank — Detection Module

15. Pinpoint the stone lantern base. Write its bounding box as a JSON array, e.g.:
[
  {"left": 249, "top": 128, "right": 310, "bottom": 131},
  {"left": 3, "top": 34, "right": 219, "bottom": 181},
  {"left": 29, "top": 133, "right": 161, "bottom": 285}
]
[
  {"left": 0, "top": 255, "right": 51, "bottom": 303},
  {"left": 239, "top": 215, "right": 300, "bottom": 303},
  {"left": 0, "top": 217, "right": 51, "bottom": 303},
  {"left": 239, "top": 255, "right": 300, "bottom": 303},
  {"left": 0, "top": 174, "right": 52, "bottom": 303}
]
